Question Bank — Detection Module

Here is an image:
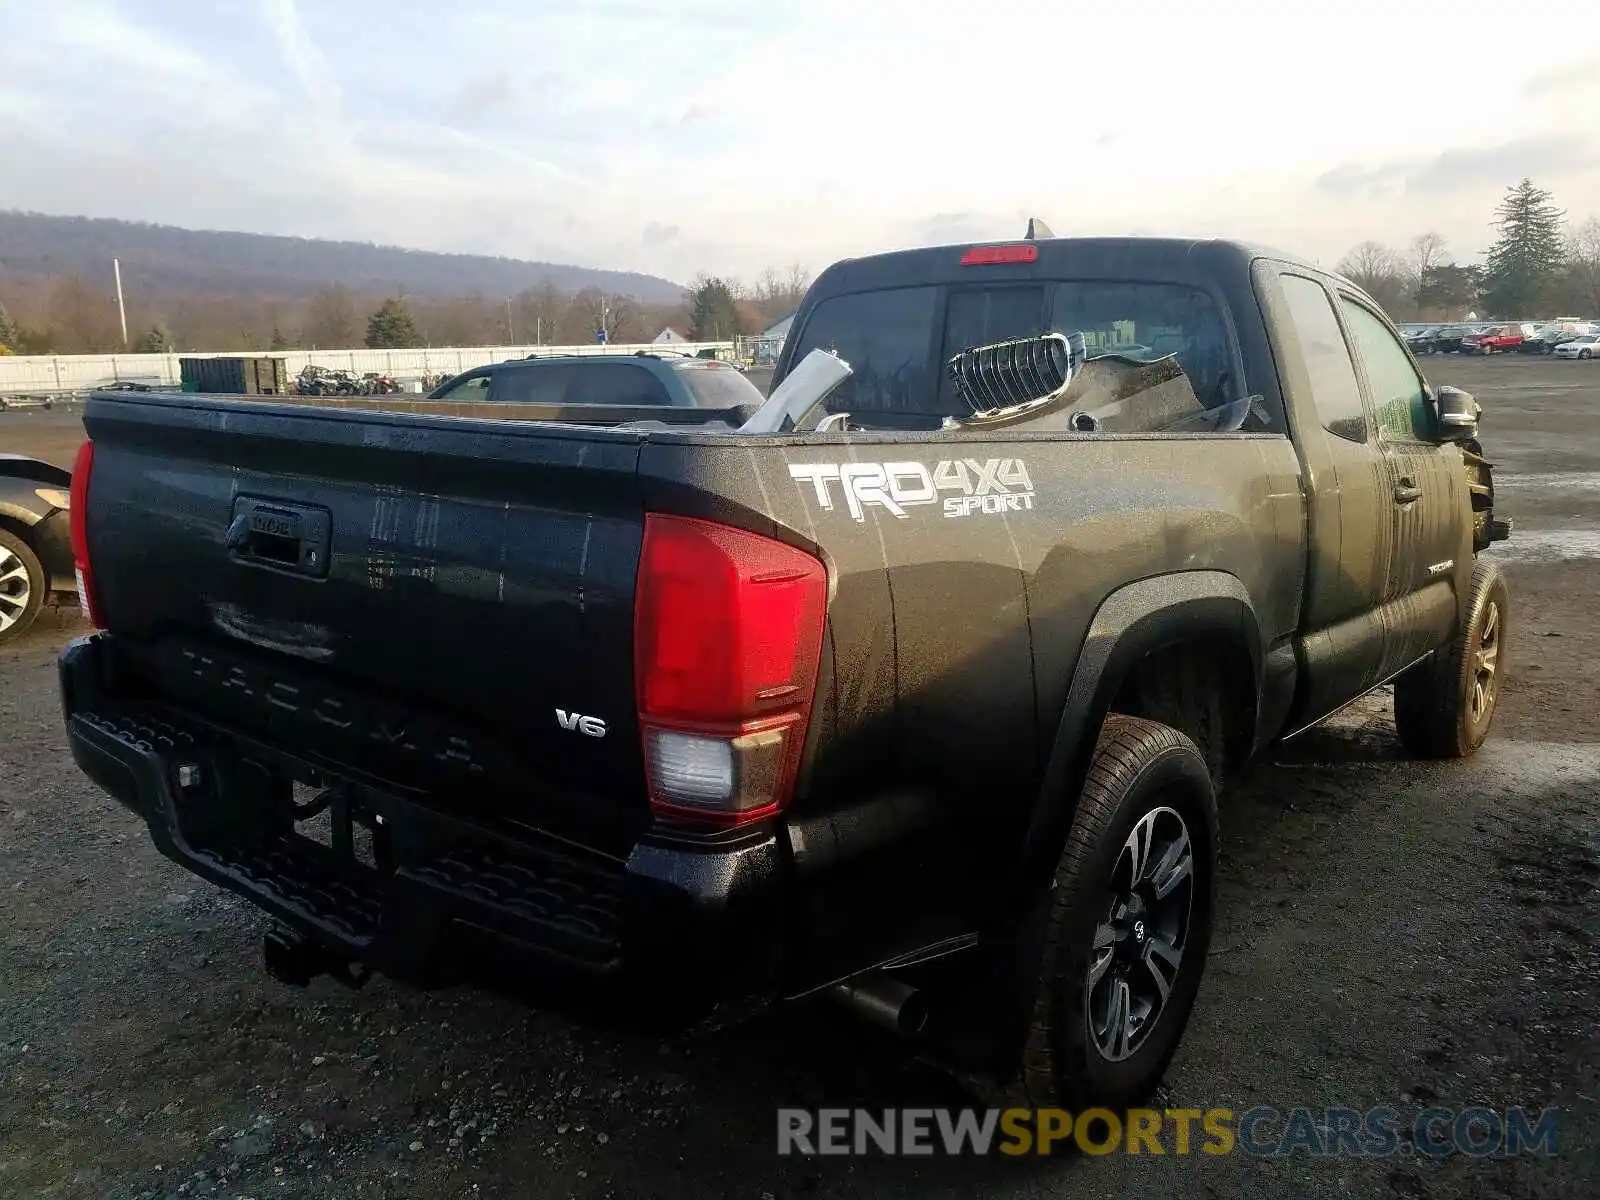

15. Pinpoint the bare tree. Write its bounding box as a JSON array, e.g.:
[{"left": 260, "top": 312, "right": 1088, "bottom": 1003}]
[
  {"left": 749, "top": 264, "right": 811, "bottom": 323},
  {"left": 783, "top": 263, "right": 810, "bottom": 301},
  {"left": 304, "top": 285, "right": 358, "bottom": 349},
  {"left": 593, "top": 293, "right": 641, "bottom": 342},
  {"left": 47, "top": 275, "right": 121, "bottom": 352},
  {"left": 1408, "top": 233, "right": 1448, "bottom": 284},
  {"left": 1337, "top": 241, "right": 1408, "bottom": 315},
  {"left": 751, "top": 267, "right": 782, "bottom": 308},
  {"left": 513, "top": 280, "right": 567, "bottom": 346},
  {"left": 1403, "top": 233, "right": 1449, "bottom": 318}
]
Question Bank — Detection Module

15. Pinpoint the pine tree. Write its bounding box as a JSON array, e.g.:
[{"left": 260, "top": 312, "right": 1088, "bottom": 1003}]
[
  {"left": 1482, "top": 179, "right": 1566, "bottom": 317},
  {"left": 365, "top": 297, "right": 421, "bottom": 349},
  {"left": 0, "top": 301, "right": 17, "bottom": 351},
  {"left": 269, "top": 325, "right": 290, "bottom": 351},
  {"left": 686, "top": 275, "right": 742, "bottom": 340}
]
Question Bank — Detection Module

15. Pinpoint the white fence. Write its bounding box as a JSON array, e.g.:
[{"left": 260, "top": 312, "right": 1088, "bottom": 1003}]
[{"left": 0, "top": 342, "right": 738, "bottom": 397}]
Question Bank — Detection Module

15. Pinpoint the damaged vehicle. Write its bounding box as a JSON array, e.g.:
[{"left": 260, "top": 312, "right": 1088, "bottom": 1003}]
[
  {"left": 58, "top": 229, "right": 1511, "bottom": 1109},
  {"left": 0, "top": 454, "right": 76, "bottom": 643}
]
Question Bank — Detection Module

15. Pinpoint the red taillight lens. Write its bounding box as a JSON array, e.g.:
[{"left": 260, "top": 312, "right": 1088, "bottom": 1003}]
[
  {"left": 960, "top": 243, "right": 1039, "bottom": 266},
  {"left": 634, "top": 515, "right": 827, "bottom": 829},
  {"left": 68, "top": 439, "right": 104, "bottom": 628}
]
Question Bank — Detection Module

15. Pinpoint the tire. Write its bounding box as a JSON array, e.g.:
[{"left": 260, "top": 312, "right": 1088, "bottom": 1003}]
[
  {"left": 1580, "top": 349, "right": 1592, "bottom": 360},
  {"left": 1013, "top": 715, "right": 1217, "bottom": 1110},
  {"left": 1394, "top": 560, "right": 1508, "bottom": 758},
  {"left": 0, "top": 528, "right": 46, "bottom": 645}
]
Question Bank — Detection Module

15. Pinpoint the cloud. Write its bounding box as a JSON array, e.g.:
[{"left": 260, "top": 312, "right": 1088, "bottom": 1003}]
[
  {"left": 904, "top": 212, "right": 1012, "bottom": 247},
  {"left": 260, "top": 0, "right": 335, "bottom": 109},
  {"left": 443, "top": 71, "right": 519, "bottom": 124},
  {"left": 1522, "top": 56, "right": 1600, "bottom": 99},
  {"left": 5, "top": 0, "right": 1600, "bottom": 282},
  {"left": 1315, "top": 136, "right": 1600, "bottom": 201}
]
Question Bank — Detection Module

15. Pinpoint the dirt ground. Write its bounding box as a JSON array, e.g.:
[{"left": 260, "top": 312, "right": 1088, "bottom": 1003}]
[{"left": 1, "top": 358, "right": 1596, "bottom": 1199}]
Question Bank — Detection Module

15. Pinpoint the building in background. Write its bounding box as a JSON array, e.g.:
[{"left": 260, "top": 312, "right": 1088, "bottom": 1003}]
[
  {"left": 652, "top": 327, "right": 689, "bottom": 345},
  {"left": 740, "top": 312, "right": 794, "bottom": 366}
]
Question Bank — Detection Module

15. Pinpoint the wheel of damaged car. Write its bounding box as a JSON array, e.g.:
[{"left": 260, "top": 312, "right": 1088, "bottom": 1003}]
[
  {"left": 1015, "top": 715, "right": 1217, "bottom": 1110},
  {"left": 0, "top": 528, "right": 46, "bottom": 644},
  {"left": 1394, "top": 559, "right": 1508, "bottom": 758}
]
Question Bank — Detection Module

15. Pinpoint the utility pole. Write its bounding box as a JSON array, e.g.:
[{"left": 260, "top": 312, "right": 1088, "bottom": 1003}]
[
  {"left": 506, "top": 297, "right": 515, "bottom": 344},
  {"left": 113, "top": 258, "right": 129, "bottom": 347}
]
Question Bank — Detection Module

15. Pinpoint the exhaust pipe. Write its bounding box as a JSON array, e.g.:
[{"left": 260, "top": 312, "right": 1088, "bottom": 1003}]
[{"left": 827, "top": 976, "right": 929, "bottom": 1037}]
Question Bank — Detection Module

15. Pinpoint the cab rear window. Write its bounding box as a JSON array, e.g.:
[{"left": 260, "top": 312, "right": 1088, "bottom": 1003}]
[{"left": 788, "top": 280, "right": 1238, "bottom": 418}]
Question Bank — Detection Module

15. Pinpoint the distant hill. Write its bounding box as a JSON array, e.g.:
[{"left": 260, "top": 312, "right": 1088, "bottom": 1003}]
[{"left": 0, "top": 211, "right": 687, "bottom": 305}]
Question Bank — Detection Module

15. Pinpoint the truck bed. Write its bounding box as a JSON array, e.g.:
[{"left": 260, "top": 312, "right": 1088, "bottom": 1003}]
[{"left": 67, "top": 383, "right": 1308, "bottom": 997}]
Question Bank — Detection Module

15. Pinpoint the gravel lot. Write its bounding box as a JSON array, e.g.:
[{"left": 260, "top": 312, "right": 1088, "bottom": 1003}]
[{"left": 1, "top": 358, "right": 1597, "bottom": 1199}]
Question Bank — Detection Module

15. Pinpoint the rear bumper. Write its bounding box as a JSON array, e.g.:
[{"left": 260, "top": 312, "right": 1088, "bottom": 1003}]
[{"left": 59, "top": 633, "right": 785, "bottom": 1029}]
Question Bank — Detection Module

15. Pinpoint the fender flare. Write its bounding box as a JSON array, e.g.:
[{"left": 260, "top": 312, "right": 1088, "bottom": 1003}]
[{"left": 1017, "top": 571, "right": 1263, "bottom": 895}]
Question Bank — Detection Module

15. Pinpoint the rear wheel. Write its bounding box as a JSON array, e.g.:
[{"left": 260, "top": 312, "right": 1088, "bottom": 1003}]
[
  {"left": 1012, "top": 715, "right": 1217, "bottom": 1109},
  {"left": 1580, "top": 349, "right": 1592, "bottom": 360},
  {"left": 1394, "top": 560, "right": 1508, "bottom": 758},
  {"left": 0, "top": 528, "right": 46, "bottom": 645}
]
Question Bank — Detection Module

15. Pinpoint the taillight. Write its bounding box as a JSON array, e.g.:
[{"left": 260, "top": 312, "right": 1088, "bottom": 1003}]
[
  {"left": 634, "top": 514, "right": 827, "bottom": 830},
  {"left": 68, "top": 439, "right": 104, "bottom": 628},
  {"left": 960, "top": 244, "right": 1039, "bottom": 266}
]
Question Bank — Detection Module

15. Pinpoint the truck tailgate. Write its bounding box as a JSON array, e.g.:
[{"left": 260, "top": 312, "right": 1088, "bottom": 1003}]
[{"left": 82, "top": 394, "right": 652, "bottom": 854}]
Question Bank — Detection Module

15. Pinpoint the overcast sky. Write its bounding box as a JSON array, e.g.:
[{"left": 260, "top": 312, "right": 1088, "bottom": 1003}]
[{"left": 2, "top": 0, "right": 1597, "bottom": 284}]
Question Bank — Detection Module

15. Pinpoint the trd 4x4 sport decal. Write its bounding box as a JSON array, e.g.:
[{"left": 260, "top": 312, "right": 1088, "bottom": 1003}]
[{"left": 787, "top": 459, "right": 1035, "bottom": 521}]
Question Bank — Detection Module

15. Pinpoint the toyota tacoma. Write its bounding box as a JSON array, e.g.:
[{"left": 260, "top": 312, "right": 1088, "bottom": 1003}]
[{"left": 59, "top": 231, "right": 1511, "bottom": 1108}]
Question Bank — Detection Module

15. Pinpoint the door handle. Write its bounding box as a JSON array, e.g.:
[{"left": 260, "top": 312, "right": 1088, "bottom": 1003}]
[{"left": 1394, "top": 477, "right": 1422, "bottom": 504}]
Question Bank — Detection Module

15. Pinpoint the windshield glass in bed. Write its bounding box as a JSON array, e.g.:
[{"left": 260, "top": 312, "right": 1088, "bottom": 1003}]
[{"left": 787, "top": 280, "right": 1240, "bottom": 419}]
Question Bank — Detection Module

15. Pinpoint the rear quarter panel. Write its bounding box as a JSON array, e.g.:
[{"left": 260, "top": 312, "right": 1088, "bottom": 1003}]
[{"left": 639, "top": 429, "right": 1305, "bottom": 984}]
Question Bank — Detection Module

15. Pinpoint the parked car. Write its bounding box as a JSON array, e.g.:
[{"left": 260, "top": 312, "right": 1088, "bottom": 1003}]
[
  {"left": 1521, "top": 328, "right": 1582, "bottom": 354},
  {"left": 1460, "top": 323, "right": 1533, "bottom": 354},
  {"left": 1418, "top": 324, "right": 1471, "bottom": 353},
  {"left": 428, "top": 352, "right": 765, "bottom": 410},
  {"left": 60, "top": 234, "right": 1510, "bottom": 1111},
  {"left": 0, "top": 454, "right": 77, "bottom": 643},
  {"left": 1553, "top": 333, "right": 1600, "bottom": 359}
]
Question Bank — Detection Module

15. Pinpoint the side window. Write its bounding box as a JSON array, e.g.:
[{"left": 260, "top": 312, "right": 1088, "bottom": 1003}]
[
  {"left": 1338, "top": 298, "right": 1433, "bottom": 442},
  {"left": 565, "top": 363, "right": 671, "bottom": 405},
  {"left": 490, "top": 364, "right": 572, "bottom": 403},
  {"left": 1278, "top": 274, "right": 1367, "bottom": 443},
  {"left": 437, "top": 372, "right": 492, "bottom": 401}
]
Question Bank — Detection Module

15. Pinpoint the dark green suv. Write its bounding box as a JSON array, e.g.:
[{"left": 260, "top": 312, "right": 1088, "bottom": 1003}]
[{"left": 428, "top": 353, "right": 764, "bottom": 408}]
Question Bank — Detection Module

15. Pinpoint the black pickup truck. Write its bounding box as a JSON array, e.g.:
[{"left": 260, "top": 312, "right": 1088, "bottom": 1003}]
[{"left": 60, "top": 233, "right": 1511, "bottom": 1109}]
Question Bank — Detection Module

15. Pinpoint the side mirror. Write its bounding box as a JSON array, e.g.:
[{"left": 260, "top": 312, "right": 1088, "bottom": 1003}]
[{"left": 1432, "top": 384, "right": 1479, "bottom": 442}]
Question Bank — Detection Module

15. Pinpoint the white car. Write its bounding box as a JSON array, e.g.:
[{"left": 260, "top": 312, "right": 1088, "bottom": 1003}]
[{"left": 1553, "top": 334, "right": 1600, "bottom": 359}]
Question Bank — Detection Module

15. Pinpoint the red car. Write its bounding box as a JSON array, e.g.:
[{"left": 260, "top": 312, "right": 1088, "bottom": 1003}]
[{"left": 1461, "top": 323, "right": 1534, "bottom": 354}]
